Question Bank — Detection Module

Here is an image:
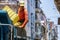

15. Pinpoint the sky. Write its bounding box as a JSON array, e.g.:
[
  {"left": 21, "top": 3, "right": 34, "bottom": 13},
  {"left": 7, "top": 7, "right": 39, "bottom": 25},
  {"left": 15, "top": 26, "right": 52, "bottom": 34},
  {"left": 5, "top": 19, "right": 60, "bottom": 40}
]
[
  {"left": 40, "top": 0, "right": 60, "bottom": 24},
  {"left": 40, "top": 0, "right": 60, "bottom": 40}
]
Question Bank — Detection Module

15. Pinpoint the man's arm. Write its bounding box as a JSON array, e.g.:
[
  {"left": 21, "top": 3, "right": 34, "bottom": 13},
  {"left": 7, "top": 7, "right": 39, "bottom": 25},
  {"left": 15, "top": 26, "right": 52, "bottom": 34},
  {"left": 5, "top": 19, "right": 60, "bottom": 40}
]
[{"left": 19, "top": 8, "right": 28, "bottom": 28}]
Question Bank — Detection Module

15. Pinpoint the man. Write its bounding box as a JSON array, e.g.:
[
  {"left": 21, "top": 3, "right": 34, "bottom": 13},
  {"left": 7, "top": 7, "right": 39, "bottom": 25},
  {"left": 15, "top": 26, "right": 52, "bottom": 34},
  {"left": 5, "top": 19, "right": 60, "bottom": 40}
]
[
  {"left": 14, "top": 1, "right": 28, "bottom": 40},
  {"left": 18, "top": 6, "right": 28, "bottom": 28},
  {"left": 14, "top": 1, "right": 28, "bottom": 28}
]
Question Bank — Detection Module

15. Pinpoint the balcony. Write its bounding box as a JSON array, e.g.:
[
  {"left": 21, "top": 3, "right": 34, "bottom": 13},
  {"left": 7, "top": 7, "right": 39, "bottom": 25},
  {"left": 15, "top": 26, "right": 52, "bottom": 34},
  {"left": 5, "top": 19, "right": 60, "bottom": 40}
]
[
  {"left": 35, "top": 19, "right": 40, "bottom": 23},
  {"left": 35, "top": 8, "right": 41, "bottom": 13}
]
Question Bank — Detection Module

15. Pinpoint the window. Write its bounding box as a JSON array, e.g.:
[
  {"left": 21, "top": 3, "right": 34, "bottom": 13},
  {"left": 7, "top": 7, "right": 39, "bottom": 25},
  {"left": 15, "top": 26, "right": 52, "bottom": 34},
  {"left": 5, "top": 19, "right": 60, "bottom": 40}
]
[
  {"left": 35, "top": 0, "right": 38, "bottom": 8},
  {"left": 35, "top": 14, "right": 37, "bottom": 20},
  {"left": 58, "top": 18, "right": 60, "bottom": 25},
  {"left": 35, "top": 0, "right": 40, "bottom": 8},
  {"left": 35, "top": 23, "right": 38, "bottom": 32}
]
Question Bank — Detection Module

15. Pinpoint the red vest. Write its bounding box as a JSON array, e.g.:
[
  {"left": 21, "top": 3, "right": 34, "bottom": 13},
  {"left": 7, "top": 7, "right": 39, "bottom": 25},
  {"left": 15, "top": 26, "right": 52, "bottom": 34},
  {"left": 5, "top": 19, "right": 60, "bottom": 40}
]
[{"left": 18, "top": 8, "right": 25, "bottom": 21}]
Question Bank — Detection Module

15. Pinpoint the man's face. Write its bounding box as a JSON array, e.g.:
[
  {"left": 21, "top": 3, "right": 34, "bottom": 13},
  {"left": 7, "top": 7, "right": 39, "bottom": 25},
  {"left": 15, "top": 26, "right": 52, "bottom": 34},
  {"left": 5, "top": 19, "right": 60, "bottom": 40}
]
[{"left": 19, "top": 6, "right": 24, "bottom": 11}]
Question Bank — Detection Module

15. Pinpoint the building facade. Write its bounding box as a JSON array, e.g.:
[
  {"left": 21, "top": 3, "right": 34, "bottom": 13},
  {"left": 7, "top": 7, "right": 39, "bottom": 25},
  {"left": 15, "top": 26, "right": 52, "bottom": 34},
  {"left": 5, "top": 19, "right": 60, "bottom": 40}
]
[
  {"left": 35, "top": 0, "right": 47, "bottom": 40},
  {"left": 47, "top": 19, "right": 58, "bottom": 40},
  {"left": 25, "top": 0, "right": 35, "bottom": 40}
]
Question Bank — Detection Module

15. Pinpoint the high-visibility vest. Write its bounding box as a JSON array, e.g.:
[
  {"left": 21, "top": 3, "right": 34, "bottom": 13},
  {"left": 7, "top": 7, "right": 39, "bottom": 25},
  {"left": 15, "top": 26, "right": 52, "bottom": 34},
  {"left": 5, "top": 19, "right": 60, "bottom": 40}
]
[{"left": 3, "top": 6, "right": 20, "bottom": 25}]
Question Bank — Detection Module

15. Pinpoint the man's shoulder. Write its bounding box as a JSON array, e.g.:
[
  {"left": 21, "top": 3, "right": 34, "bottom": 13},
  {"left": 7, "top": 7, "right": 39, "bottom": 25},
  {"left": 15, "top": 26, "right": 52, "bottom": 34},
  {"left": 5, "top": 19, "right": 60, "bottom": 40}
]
[{"left": 24, "top": 8, "right": 28, "bottom": 12}]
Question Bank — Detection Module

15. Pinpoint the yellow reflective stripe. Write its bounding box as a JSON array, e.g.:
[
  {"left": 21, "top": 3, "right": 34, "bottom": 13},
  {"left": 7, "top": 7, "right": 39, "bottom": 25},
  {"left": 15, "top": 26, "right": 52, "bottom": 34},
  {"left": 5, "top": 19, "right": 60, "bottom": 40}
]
[
  {"left": 14, "top": 22, "right": 21, "bottom": 26},
  {"left": 9, "top": 12, "right": 15, "bottom": 17},
  {"left": 3, "top": 6, "right": 19, "bottom": 25},
  {"left": 11, "top": 14, "right": 17, "bottom": 20},
  {"left": 7, "top": 9, "right": 10, "bottom": 12},
  {"left": 8, "top": 10, "right": 12, "bottom": 15},
  {"left": 11, "top": 14, "right": 19, "bottom": 21}
]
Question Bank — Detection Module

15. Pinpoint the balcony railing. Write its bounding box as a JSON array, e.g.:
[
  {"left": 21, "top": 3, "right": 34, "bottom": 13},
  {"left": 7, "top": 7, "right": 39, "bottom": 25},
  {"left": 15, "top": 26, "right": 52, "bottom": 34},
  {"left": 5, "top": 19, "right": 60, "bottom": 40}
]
[
  {"left": 0, "top": 24, "right": 32, "bottom": 40},
  {"left": 0, "top": 24, "right": 14, "bottom": 40}
]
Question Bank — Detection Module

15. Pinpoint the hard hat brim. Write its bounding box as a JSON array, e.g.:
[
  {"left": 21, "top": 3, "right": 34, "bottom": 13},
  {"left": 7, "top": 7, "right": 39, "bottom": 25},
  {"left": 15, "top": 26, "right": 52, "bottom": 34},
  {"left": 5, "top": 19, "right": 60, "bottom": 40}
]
[{"left": 20, "top": 3, "right": 24, "bottom": 6}]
